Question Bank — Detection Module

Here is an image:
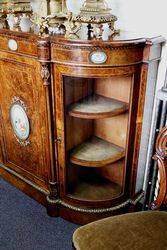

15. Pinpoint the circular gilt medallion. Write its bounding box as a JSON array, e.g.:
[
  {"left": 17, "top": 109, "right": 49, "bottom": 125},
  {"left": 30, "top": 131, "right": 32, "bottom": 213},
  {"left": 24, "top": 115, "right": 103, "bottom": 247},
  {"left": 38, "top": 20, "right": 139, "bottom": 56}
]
[{"left": 10, "top": 103, "right": 30, "bottom": 141}]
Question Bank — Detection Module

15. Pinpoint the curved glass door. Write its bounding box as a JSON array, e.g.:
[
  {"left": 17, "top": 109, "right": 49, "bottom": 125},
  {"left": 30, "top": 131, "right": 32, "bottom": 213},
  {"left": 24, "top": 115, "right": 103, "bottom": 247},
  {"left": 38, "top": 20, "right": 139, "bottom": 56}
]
[{"left": 63, "top": 75, "right": 132, "bottom": 201}]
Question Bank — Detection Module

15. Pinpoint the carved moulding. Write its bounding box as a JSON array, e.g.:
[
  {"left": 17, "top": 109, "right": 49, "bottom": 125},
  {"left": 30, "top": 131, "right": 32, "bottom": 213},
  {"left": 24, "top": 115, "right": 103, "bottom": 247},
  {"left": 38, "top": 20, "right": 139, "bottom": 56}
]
[
  {"left": 10, "top": 96, "right": 30, "bottom": 147},
  {"left": 151, "top": 126, "right": 167, "bottom": 210}
]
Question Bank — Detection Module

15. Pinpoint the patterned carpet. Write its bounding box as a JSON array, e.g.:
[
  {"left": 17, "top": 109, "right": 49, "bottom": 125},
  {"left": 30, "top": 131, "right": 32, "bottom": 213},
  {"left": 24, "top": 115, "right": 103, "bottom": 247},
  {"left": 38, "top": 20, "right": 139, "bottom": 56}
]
[{"left": 0, "top": 179, "right": 78, "bottom": 250}]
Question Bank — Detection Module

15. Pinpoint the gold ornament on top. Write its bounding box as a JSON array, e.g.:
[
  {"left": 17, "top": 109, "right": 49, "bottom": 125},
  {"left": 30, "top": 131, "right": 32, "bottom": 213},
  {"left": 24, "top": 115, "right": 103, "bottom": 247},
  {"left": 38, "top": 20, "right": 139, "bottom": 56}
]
[
  {"left": 31, "top": 0, "right": 68, "bottom": 36},
  {"left": 0, "top": 1, "right": 10, "bottom": 28},
  {"left": 0, "top": 0, "right": 32, "bottom": 30},
  {"left": 46, "top": 0, "right": 68, "bottom": 35},
  {"left": 64, "top": 12, "right": 81, "bottom": 39},
  {"left": 0, "top": 0, "right": 32, "bottom": 14},
  {"left": 66, "top": 0, "right": 119, "bottom": 39}
]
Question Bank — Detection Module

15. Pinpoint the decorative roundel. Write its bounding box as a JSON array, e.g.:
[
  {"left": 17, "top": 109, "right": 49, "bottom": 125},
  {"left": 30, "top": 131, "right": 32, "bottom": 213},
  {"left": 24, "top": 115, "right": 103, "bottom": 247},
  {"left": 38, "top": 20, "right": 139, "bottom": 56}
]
[
  {"left": 8, "top": 39, "right": 18, "bottom": 51},
  {"left": 90, "top": 51, "right": 107, "bottom": 64},
  {"left": 10, "top": 103, "right": 30, "bottom": 141}
]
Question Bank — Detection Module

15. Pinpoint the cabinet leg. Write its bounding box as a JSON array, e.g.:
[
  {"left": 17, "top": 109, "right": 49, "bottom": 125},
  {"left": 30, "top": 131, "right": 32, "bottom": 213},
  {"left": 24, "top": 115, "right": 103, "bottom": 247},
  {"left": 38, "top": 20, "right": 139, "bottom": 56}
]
[
  {"left": 46, "top": 181, "right": 59, "bottom": 216},
  {"left": 46, "top": 196, "right": 59, "bottom": 217}
]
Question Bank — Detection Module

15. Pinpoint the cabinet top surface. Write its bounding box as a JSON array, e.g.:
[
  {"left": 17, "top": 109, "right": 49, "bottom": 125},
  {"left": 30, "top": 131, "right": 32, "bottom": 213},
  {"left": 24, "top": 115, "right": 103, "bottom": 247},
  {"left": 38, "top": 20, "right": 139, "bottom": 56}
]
[{"left": 0, "top": 29, "right": 165, "bottom": 46}]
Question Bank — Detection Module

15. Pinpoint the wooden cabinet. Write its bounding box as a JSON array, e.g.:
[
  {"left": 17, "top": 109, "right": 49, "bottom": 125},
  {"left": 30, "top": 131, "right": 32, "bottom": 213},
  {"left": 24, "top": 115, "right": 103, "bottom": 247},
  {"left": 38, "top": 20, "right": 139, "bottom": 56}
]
[{"left": 0, "top": 30, "right": 165, "bottom": 224}]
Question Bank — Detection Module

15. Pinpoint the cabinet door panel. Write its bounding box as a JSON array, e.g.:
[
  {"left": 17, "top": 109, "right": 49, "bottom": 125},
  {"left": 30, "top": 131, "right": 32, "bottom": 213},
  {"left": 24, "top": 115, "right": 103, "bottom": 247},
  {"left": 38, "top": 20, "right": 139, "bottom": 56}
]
[{"left": 0, "top": 57, "right": 51, "bottom": 189}]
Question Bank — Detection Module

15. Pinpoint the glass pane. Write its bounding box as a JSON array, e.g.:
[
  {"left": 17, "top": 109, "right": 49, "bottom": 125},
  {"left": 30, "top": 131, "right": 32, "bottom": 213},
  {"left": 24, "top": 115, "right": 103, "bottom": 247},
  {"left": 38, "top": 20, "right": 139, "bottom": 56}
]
[{"left": 64, "top": 75, "right": 132, "bottom": 201}]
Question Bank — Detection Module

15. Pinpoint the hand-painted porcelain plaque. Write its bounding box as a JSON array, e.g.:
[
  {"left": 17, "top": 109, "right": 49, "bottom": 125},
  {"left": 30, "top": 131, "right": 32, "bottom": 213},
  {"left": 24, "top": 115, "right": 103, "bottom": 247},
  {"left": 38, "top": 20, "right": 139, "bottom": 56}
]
[
  {"left": 8, "top": 39, "right": 18, "bottom": 51},
  {"left": 10, "top": 103, "right": 30, "bottom": 141},
  {"left": 90, "top": 51, "right": 107, "bottom": 64}
]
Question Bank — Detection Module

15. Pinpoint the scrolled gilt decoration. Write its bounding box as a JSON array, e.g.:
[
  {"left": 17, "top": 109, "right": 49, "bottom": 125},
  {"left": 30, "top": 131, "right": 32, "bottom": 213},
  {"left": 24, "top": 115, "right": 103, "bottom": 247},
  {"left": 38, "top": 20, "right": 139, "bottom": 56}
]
[
  {"left": 46, "top": 0, "right": 67, "bottom": 35},
  {"left": 32, "top": 15, "right": 50, "bottom": 37},
  {"left": 31, "top": 0, "right": 68, "bottom": 37},
  {"left": 0, "top": 13, "right": 7, "bottom": 28},
  {"left": 41, "top": 64, "right": 50, "bottom": 86},
  {"left": 14, "top": 134, "right": 30, "bottom": 147},
  {"left": 0, "top": 0, "right": 32, "bottom": 14},
  {"left": 11, "top": 96, "right": 27, "bottom": 110},
  {"left": 151, "top": 126, "right": 167, "bottom": 210},
  {"left": 64, "top": 12, "right": 81, "bottom": 39},
  {"left": 70, "top": 0, "right": 119, "bottom": 39},
  {"left": 0, "top": 2, "right": 8, "bottom": 28},
  {"left": 0, "top": 1, "right": 32, "bottom": 31}
]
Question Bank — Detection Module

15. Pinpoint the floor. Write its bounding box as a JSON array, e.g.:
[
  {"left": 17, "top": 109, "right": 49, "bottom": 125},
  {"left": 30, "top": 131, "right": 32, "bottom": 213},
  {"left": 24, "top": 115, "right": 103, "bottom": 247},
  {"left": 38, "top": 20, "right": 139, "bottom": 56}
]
[{"left": 0, "top": 178, "right": 78, "bottom": 250}]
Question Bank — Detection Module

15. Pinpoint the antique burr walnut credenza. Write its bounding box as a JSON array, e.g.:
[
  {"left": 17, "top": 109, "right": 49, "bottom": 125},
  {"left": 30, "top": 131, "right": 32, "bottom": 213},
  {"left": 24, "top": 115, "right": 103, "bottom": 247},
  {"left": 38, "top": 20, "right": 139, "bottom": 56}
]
[{"left": 0, "top": 29, "right": 165, "bottom": 224}]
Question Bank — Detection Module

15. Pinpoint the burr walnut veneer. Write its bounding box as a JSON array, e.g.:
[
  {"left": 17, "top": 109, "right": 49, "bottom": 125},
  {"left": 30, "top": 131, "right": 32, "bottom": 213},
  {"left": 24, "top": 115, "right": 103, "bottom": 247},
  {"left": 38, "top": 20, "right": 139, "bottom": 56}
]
[{"left": 0, "top": 29, "right": 165, "bottom": 224}]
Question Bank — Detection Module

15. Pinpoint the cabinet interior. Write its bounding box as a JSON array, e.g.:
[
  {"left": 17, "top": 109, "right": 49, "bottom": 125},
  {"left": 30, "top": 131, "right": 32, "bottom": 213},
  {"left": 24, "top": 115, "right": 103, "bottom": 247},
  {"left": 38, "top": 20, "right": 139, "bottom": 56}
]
[{"left": 64, "top": 75, "right": 132, "bottom": 201}]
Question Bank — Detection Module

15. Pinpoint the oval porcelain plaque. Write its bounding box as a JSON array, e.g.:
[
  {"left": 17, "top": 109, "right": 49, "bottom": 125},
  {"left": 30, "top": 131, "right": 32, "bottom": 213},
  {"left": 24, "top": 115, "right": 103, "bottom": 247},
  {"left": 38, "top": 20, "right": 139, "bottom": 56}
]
[
  {"left": 90, "top": 51, "right": 107, "bottom": 64},
  {"left": 10, "top": 103, "right": 30, "bottom": 140},
  {"left": 8, "top": 39, "right": 18, "bottom": 51}
]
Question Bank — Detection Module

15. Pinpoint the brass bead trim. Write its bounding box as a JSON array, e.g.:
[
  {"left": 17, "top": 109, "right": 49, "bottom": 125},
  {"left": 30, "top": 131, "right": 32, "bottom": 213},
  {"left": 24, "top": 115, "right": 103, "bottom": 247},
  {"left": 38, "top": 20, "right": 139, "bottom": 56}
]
[
  {"left": 0, "top": 163, "right": 49, "bottom": 195},
  {"left": 46, "top": 192, "right": 144, "bottom": 214},
  {"left": 51, "top": 43, "right": 145, "bottom": 51}
]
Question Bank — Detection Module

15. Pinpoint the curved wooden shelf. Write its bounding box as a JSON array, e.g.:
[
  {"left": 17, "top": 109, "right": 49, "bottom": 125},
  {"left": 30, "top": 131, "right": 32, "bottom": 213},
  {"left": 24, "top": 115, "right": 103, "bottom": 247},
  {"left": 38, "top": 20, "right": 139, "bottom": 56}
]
[
  {"left": 68, "top": 177, "right": 121, "bottom": 201},
  {"left": 68, "top": 94, "right": 128, "bottom": 119},
  {"left": 70, "top": 136, "right": 125, "bottom": 167}
]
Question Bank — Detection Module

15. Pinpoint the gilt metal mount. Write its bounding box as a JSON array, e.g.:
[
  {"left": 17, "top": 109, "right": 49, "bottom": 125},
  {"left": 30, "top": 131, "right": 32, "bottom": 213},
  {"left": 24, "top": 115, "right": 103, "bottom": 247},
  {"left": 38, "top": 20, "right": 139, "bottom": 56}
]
[
  {"left": 0, "top": 0, "right": 32, "bottom": 14},
  {"left": 0, "top": 0, "right": 32, "bottom": 30},
  {"left": 70, "top": 0, "right": 119, "bottom": 39}
]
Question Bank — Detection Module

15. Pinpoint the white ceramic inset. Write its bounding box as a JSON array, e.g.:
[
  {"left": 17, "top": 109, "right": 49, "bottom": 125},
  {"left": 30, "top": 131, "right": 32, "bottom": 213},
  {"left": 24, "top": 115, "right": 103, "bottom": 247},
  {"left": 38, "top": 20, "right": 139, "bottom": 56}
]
[
  {"left": 10, "top": 103, "right": 30, "bottom": 140},
  {"left": 8, "top": 39, "right": 18, "bottom": 51},
  {"left": 90, "top": 51, "right": 108, "bottom": 64}
]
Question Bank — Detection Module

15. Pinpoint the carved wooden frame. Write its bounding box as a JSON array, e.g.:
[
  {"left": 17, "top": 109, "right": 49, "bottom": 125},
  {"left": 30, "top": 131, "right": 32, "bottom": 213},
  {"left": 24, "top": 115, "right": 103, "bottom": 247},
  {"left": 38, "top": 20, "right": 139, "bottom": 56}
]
[{"left": 151, "top": 126, "right": 167, "bottom": 210}]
